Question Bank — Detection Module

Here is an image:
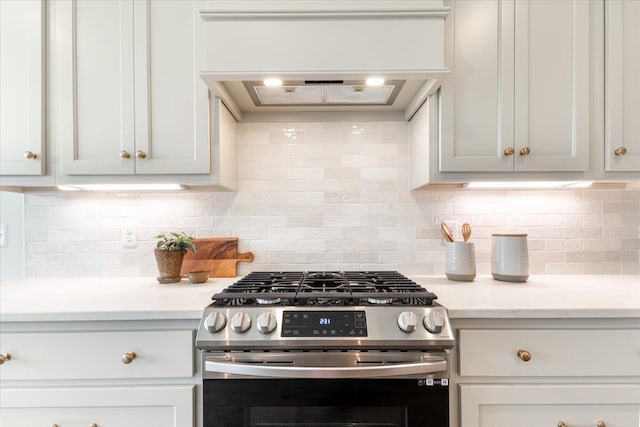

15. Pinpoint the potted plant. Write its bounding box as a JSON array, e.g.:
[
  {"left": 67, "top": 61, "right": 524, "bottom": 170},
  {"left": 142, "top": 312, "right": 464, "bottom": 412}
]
[{"left": 154, "top": 232, "right": 196, "bottom": 283}]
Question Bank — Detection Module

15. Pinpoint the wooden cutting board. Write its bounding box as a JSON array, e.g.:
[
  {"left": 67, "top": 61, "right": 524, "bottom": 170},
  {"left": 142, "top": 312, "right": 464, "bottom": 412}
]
[{"left": 180, "top": 238, "right": 254, "bottom": 278}]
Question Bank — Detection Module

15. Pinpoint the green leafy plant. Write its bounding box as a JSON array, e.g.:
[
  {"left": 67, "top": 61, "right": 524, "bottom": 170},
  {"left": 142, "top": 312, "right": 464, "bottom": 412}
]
[{"left": 154, "top": 232, "right": 196, "bottom": 254}]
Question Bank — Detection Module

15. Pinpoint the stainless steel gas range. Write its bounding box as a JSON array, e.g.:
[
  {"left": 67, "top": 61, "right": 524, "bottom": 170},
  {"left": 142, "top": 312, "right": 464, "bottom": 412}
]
[{"left": 196, "top": 271, "right": 454, "bottom": 427}]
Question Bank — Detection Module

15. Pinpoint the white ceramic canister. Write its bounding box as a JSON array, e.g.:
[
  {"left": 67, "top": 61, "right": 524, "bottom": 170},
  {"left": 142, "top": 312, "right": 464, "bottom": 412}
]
[
  {"left": 491, "top": 234, "right": 529, "bottom": 282},
  {"left": 445, "top": 241, "right": 476, "bottom": 282}
]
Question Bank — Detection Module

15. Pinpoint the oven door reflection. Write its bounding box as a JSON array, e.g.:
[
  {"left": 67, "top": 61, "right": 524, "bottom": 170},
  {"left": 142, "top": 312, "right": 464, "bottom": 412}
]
[{"left": 203, "top": 378, "right": 449, "bottom": 427}]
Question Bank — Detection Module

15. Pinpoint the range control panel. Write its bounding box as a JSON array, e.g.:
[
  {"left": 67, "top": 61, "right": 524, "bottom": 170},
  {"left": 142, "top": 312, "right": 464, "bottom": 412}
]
[{"left": 282, "top": 310, "right": 368, "bottom": 337}]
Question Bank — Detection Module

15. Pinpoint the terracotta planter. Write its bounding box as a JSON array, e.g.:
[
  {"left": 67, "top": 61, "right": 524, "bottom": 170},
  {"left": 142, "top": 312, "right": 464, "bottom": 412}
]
[{"left": 154, "top": 249, "right": 185, "bottom": 283}]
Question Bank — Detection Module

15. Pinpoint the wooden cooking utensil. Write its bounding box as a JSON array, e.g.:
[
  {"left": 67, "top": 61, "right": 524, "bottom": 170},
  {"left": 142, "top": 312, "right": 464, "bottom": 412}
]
[
  {"left": 462, "top": 223, "right": 472, "bottom": 242},
  {"left": 441, "top": 223, "right": 455, "bottom": 242}
]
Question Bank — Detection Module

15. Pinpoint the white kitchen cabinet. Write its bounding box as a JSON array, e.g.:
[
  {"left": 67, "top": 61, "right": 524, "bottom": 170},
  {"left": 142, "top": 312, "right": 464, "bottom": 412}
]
[
  {"left": 0, "top": 0, "right": 45, "bottom": 176},
  {"left": 460, "top": 384, "right": 640, "bottom": 427},
  {"left": 440, "top": 0, "right": 590, "bottom": 173},
  {"left": 605, "top": 0, "right": 640, "bottom": 172},
  {"left": 453, "top": 320, "right": 640, "bottom": 427},
  {"left": 0, "top": 329, "right": 193, "bottom": 380},
  {"left": 0, "top": 386, "right": 194, "bottom": 427},
  {"left": 55, "top": 0, "right": 209, "bottom": 176},
  {"left": 0, "top": 322, "right": 197, "bottom": 427}
]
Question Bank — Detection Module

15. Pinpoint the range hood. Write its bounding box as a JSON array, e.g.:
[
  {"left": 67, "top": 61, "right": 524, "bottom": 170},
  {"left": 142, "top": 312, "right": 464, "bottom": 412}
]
[{"left": 198, "top": 2, "right": 450, "bottom": 121}]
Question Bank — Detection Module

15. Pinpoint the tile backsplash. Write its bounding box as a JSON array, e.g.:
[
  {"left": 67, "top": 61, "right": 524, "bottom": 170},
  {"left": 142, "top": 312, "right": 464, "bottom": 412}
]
[{"left": 23, "top": 121, "right": 640, "bottom": 278}]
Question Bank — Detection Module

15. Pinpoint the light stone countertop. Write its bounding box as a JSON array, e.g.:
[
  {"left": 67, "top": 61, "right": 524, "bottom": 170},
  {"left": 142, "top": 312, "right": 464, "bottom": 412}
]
[
  {"left": 1, "top": 275, "right": 639, "bottom": 322},
  {"left": 414, "top": 275, "right": 640, "bottom": 319}
]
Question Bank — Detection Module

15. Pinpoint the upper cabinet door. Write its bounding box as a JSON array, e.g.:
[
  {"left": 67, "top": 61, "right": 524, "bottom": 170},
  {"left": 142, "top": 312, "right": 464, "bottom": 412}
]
[
  {"left": 57, "top": 0, "right": 136, "bottom": 175},
  {"left": 439, "top": 0, "right": 515, "bottom": 172},
  {"left": 133, "top": 0, "right": 210, "bottom": 175},
  {"left": 0, "top": 0, "right": 45, "bottom": 176},
  {"left": 57, "top": 0, "right": 210, "bottom": 176},
  {"left": 440, "top": 0, "right": 590, "bottom": 173},
  {"left": 605, "top": 0, "right": 640, "bottom": 172},
  {"left": 514, "top": 0, "right": 590, "bottom": 172}
]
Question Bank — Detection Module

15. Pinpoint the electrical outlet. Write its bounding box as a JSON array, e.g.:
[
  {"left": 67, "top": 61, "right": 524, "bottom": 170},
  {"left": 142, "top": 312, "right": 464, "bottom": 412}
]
[
  {"left": 443, "top": 220, "right": 461, "bottom": 242},
  {"left": 0, "top": 224, "right": 6, "bottom": 247},
  {"left": 122, "top": 225, "right": 137, "bottom": 249}
]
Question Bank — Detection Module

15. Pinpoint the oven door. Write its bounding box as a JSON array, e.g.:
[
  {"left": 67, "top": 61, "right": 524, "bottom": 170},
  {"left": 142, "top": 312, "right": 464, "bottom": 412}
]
[{"left": 202, "top": 351, "right": 449, "bottom": 427}]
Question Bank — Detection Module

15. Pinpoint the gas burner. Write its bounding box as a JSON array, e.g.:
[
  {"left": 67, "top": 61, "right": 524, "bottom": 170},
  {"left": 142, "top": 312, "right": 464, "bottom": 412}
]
[
  {"left": 256, "top": 297, "right": 282, "bottom": 305},
  {"left": 367, "top": 297, "right": 394, "bottom": 305},
  {"left": 307, "top": 272, "right": 342, "bottom": 280}
]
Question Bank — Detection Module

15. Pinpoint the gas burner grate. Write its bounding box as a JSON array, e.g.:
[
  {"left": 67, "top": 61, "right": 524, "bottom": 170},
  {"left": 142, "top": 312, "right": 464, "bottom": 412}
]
[{"left": 211, "top": 271, "right": 437, "bottom": 307}]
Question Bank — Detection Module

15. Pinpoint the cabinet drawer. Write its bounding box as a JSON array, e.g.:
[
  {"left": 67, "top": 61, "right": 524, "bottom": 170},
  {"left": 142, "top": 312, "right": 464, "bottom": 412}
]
[
  {"left": 0, "top": 330, "right": 194, "bottom": 380},
  {"left": 459, "top": 329, "right": 640, "bottom": 377},
  {"left": 460, "top": 384, "right": 640, "bottom": 427},
  {"left": 0, "top": 386, "right": 194, "bottom": 427}
]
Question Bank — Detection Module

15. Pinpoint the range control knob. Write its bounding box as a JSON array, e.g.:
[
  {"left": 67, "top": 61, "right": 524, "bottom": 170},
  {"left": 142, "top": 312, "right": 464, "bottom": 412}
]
[
  {"left": 397, "top": 311, "right": 418, "bottom": 333},
  {"left": 424, "top": 311, "right": 445, "bottom": 334},
  {"left": 205, "top": 312, "right": 227, "bottom": 333},
  {"left": 230, "top": 312, "right": 252, "bottom": 333},
  {"left": 257, "top": 312, "right": 277, "bottom": 334}
]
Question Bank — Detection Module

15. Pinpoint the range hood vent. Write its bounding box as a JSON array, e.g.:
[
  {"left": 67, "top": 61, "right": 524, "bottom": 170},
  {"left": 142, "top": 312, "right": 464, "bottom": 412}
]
[
  {"left": 304, "top": 80, "right": 344, "bottom": 85},
  {"left": 198, "top": 2, "right": 450, "bottom": 120},
  {"left": 243, "top": 80, "right": 405, "bottom": 107}
]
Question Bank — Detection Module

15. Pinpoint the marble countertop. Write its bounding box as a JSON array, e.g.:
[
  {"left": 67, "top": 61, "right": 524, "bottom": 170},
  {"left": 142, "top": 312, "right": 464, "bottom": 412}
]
[{"left": 1, "top": 275, "right": 639, "bottom": 322}]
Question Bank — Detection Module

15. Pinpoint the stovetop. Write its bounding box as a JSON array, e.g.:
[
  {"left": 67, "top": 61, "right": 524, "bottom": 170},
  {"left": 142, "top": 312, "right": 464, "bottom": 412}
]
[
  {"left": 210, "top": 271, "right": 437, "bottom": 307},
  {"left": 197, "top": 271, "right": 453, "bottom": 351}
]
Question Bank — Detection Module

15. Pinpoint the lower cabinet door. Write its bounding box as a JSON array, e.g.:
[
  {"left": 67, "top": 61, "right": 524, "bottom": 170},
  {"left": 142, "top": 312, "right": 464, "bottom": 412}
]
[
  {"left": 460, "top": 384, "right": 640, "bottom": 427},
  {"left": 0, "top": 386, "right": 194, "bottom": 427}
]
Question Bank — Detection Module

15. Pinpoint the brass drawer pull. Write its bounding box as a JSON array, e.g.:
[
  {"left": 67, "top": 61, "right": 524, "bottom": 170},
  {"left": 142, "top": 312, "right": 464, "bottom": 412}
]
[
  {"left": 122, "top": 351, "right": 136, "bottom": 364},
  {"left": 596, "top": 422, "right": 606, "bottom": 427},
  {"left": 519, "top": 147, "right": 531, "bottom": 156},
  {"left": 614, "top": 146, "right": 627, "bottom": 156},
  {"left": 135, "top": 150, "right": 147, "bottom": 159},
  {"left": 517, "top": 349, "right": 531, "bottom": 362},
  {"left": 0, "top": 353, "right": 11, "bottom": 365},
  {"left": 503, "top": 146, "right": 515, "bottom": 156},
  {"left": 24, "top": 150, "right": 37, "bottom": 160},
  {"left": 120, "top": 150, "right": 131, "bottom": 159},
  {"left": 558, "top": 422, "right": 567, "bottom": 427}
]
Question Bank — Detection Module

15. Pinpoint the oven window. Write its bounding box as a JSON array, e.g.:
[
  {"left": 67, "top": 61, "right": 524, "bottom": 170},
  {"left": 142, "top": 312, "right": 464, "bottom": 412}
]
[
  {"left": 203, "top": 378, "right": 448, "bottom": 427},
  {"left": 249, "top": 406, "right": 404, "bottom": 426}
]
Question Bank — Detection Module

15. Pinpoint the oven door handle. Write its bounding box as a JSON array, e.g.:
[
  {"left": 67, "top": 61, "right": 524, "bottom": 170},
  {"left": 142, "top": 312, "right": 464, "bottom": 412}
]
[{"left": 205, "top": 359, "right": 447, "bottom": 379}]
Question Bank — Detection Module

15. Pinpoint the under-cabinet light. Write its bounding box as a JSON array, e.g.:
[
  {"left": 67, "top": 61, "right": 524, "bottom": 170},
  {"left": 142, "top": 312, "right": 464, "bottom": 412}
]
[
  {"left": 465, "top": 181, "right": 593, "bottom": 189},
  {"left": 57, "top": 184, "right": 184, "bottom": 191}
]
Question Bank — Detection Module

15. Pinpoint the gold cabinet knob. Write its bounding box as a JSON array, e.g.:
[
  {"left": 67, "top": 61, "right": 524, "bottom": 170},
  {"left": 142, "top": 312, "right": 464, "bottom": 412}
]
[
  {"left": 614, "top": 146, "right": 627, "bottom": 156},
  {"left": 121, "top": 351, "right": 136, "bottom": 364},
  {"left": 24, "top": 150, "right": 37, "bottom": 160},
  {"left": 51, "top": 424, "right": 59, "bottom": 427},
  {"left": 503, "top": 146, "right": 515, "bottom": 156},
  {"left": 519, "top": 147, "right": 531, "bottom": 156},
  {"left": 0, "top": 353, "right": 11, "bottom": 365},
  {"left": 120, "top": 150, "right": 131, "bottom": 159},
  {"left": 517, "top": 349, "right": 532, "bottom": 362},
  {"left": 558, "top": 422, "right": 567, "bottom": 427},
  {"left": 90, "top": 423, "right": 98, "bottom": 427},
  {"left": 596, "top": 422, "right": 606, "bottom": 427},
  {"left": 135, "top": 150, "right": 146, "bottom": 159}
]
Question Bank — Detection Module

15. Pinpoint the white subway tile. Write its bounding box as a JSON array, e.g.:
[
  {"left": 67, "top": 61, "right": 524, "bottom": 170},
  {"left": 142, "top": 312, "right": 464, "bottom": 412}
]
[{"left": 19, "top": 120, "right": 640, "bottom": 278}]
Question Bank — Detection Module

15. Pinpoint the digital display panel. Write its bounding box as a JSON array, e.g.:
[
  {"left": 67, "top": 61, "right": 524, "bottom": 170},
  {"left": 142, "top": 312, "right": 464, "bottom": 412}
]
[{"left": 282, "top": 311, "right": 368, "bottom": 337}]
